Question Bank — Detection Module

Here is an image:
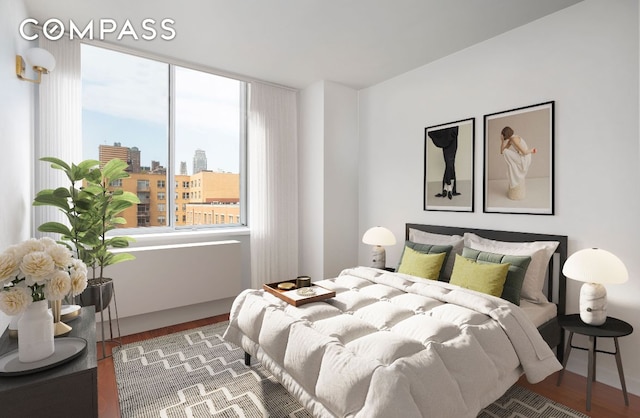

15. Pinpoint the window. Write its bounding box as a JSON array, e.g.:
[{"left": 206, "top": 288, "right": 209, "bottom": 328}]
[
  {"left": 82, "top": 43, "right": 245, "bottom": 231},
  {"left": 110, "top": 179, "right": 122, "bottom": 187},
  {"left": 137, "top": 180, "right": 150, "bottom": 191}
]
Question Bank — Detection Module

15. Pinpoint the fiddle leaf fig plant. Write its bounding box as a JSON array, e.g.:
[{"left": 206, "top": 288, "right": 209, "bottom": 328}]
[{"left": 33, "top": 157, "right": 140, "bottom": 283}]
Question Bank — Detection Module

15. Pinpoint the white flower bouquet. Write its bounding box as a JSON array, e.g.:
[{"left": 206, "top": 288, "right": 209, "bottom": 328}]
[{"left": 0, "top": 237, "right": 88, "bottom": 316}]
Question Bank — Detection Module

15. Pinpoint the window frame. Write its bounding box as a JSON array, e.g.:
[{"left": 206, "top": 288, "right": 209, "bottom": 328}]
[{"left": 81, "top": 41, "right": 248, "bottom": 236}]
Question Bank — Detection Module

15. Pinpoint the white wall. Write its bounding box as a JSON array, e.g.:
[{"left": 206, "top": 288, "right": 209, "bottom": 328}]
[
  {"left": 299, "top": 81, "right": 359, "bottom": 280},
  {"left": 323, "top": 81, "right": 359, "bottom": 278},
  {"left": 0, "top": 0, "right": 34, "bottom": 331},
  {"left": 358, "top": 0, "right": 640, "bottom": 394},
  {"left": 104, "top": 238, "right": 248, "bottom": 336},
  {"left": 299, "top": 81, "right": 325, "bottom": 279},
  {"left": 97, "top": 229, "right": 251, "bottom": 336}
]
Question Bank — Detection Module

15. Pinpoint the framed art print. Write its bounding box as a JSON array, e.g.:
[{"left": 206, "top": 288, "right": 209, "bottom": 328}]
[
  {"left": 424, "top": 118, "right": 474, "bottom": 212},
  {"left": 483, "top": 101, "right": 554, "bottom": 215}
]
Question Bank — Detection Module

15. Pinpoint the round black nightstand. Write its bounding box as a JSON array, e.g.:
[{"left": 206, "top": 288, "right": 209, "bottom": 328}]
[{"left": 556, "top": 314, "right": 633, "bottom": 411}]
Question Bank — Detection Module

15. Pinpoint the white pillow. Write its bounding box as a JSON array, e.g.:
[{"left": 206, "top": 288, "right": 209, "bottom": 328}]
[
  {"left": 409, "top": 229, "right": 463, "bottom": 281},
  {"left": 463, "top": 232, "right": 559, "bottom": 303}
]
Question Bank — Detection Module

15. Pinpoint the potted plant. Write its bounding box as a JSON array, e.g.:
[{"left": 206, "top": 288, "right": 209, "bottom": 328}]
[{"left": 33, "top": 157, "right": 140, "bottom": 312}]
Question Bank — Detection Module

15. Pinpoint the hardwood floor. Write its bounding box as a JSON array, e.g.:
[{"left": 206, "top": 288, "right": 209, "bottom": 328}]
[
  {"left": 97, "top": 314, "right": 639, "bottom": 418},
  {"left": 518, "top": 371, "right": 640, "bottom": 418}
]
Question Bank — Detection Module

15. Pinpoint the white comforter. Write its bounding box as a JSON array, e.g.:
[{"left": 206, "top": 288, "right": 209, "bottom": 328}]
[{"left": 223, "top": 267, "right": 562, "bottom": 418}]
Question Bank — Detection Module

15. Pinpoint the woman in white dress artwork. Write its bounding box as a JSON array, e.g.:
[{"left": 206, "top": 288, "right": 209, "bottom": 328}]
[{"left": 500, "top": 126, "right": 537, "bottom": 200}]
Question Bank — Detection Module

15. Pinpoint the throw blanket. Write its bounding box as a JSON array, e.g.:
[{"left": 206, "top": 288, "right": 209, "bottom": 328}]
[{"left": 224, "top": 267, "right": 562, "bottom": 418}]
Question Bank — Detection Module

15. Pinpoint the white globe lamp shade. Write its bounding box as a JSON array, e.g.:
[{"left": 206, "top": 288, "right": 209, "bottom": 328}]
[
  {"left": 362, "top": 227, "right": 396, "bottom": 269},
  {"left": 24, "top": 47, "right": 56, "bottom": 73},
  {"left": 563, "top": 248, "right": 628, "bottom": 326}
]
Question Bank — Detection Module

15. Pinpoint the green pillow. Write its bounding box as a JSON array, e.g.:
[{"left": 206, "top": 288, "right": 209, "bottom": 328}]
[
  {"left": 450, "top": 254, "right": 510, "bottom": 298},
  {"left": 462, "top": 247, "right": 532, "bottom": 305},
  {"left": 397, "top": 247, "right": 447, "bottom": 280},
  {"left": 396, "top": 241, "right": 452, "bottom": 280}
]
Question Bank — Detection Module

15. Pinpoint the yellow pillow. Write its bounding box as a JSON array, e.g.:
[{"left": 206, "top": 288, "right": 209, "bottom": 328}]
[
  {"left": 449, "top": 254, "right": 510, "bottom": 297},
  {"left": 397, "top": 247, "right": 446, "bottom": 280}
]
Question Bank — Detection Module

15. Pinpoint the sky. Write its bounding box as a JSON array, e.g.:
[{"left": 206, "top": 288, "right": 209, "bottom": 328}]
[{"left": 81, "top": 43, "right": 242, "bottom": 174}]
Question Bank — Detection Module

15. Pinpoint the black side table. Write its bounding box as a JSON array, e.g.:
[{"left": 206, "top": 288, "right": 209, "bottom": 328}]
[
  {"left": 0, "top": 307, "right": 97, "bottom": 417},
  {"left": 556, "top": 314, "right": 633, "bottom": 411}
]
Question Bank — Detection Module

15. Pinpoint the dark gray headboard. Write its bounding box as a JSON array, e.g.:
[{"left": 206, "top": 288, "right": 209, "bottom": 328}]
[{"left": 405, "top": 223, "right": 568, "bottom": 316}]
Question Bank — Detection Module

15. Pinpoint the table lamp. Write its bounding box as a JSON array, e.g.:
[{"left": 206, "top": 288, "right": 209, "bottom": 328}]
[
  {"left": 562, "top": 248, "right": 628, "bottom": 326},
  {"left": 362, "top": 226, "right": 396, "bottom": 269}
]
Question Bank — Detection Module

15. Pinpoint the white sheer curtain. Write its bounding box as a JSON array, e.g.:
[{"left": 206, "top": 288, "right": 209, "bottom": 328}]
[
  {"left": 248, "top": 82, "right": 299, "bottom": 288},
  {"left": 33, "top": 36, "right": 82, "bottom": 236}
]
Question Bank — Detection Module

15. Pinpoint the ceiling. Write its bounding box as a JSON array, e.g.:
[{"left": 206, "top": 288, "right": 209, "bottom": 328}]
[{"left": 23, "top": 0, "right": 582, "bottom": 90}]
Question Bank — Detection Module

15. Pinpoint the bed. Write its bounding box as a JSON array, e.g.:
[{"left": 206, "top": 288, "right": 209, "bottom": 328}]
[
  {"left": 224, "top": 224, "right": 568, "bottom": 418},
  {"left": 404, "top": 224, "right": 567, "bottom": 359}
]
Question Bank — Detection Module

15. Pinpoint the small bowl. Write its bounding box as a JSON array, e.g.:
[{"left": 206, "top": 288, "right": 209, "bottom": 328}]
[{"left": 296, "top": 287, "right": 316, "bottom": 296}]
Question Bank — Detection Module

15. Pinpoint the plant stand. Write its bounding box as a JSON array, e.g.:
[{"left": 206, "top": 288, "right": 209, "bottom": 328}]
[
  {"left": 78, "top": 280, "right": 122, "bottom": 360},
  {"left": 96, "top": 281, "right": 122, "bottom": 360},
  {"left": 76, "top": 279, "right": 122, "bottom": 360}
]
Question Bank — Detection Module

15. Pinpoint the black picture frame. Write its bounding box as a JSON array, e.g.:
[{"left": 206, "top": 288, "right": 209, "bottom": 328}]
[
  {"left": 483, "top": 101, "right": 554, "bottom": 215},
  {"left": 424, "top": 118, "right": 475, "bottom": 212}
]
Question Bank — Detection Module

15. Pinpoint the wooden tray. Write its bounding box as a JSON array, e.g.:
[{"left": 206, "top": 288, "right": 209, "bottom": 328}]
[{"left": 263, "top": 281, "right": 336, "bottom": 307}]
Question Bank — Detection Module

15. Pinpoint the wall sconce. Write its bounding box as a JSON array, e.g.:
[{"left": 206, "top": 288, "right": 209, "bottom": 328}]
[
  {"left": 362, "top": 226, "right": 396, "bottom": 269},
  {"left": 16, "top": 47, "right": 56, "bottom": 84},
  {"left": 562, "top": 247, "right": 628, "bottom": 326}
]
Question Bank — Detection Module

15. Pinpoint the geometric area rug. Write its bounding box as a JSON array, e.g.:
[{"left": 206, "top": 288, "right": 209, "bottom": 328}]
[{"left": 113, "top": 321, "right": 590, "bottom": 418}]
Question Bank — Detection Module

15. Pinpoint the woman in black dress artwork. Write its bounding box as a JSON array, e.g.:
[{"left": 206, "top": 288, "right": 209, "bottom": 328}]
[{"left": 428, "top": 126, "right": 459, "bottom": 199}]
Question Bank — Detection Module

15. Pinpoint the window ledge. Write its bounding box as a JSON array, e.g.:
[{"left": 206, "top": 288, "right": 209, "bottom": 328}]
[{"left": 118, "top": 226, "right": 250, "bottom": 248}]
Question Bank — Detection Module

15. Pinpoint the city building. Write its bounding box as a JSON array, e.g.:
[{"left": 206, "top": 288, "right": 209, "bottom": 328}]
[
  {"left": 184, "top": 170, "right": 240, "bottom": 226},
  {"left": 99, "top": 143, "right": 128, "bottom": 168},
  {"left": 192, "top": 149, "right": 207, "bottom": 174},
  {"left": 129, "top": 147, "right": 141, "bottom": 173},
  {"left": 100, "top": 145, "right": 239, "bottom": 228},
  {"left": 99, "top": 143, "right": 141, "bottom": 172}
]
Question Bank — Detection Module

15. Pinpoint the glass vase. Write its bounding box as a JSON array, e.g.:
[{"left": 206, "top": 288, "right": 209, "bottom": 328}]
[{"left": 18, "top": 300, "right": 55, "bottom": 362}]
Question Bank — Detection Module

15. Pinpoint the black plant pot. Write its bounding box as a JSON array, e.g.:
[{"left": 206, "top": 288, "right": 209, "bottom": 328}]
[{"left": 77, "top": 278, "right": 114, "bottom": 313}]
